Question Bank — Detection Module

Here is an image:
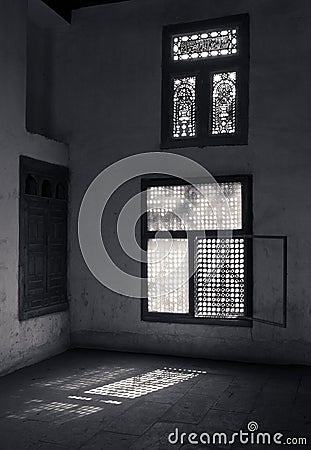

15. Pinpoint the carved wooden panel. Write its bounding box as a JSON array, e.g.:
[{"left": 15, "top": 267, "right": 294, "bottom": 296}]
[{"left": 19, "top": 156, "right": 68, "bottom": 320}]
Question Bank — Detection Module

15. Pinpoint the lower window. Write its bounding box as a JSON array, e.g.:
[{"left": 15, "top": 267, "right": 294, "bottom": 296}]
[{"left": 141, "top": 176, "right": 252, "bottom": 326}]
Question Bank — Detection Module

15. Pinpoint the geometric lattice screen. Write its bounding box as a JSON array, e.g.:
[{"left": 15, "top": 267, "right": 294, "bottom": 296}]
[
  {"left": 195, "top": 238, "right": 245, "bottom": 318},
  {"left": 172, "top": 28, "right": 238, "bottom": 61},
  {"left": 147, "top": 239, "right": 189, "bottom": 313},
  {"left": 147, "top": 182, "right": 242, "bottom": 231}
]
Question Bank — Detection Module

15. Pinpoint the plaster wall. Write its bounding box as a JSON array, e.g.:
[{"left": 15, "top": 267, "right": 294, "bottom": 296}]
[
  {"left": 53, "top": 0, "right": 311, "bottom": 364},
  {"left": 0, "top": 0, "right": 69, "bottom": 375}
]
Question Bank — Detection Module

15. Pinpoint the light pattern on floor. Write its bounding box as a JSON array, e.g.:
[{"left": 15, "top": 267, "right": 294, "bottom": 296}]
[
  {"left": 85, "top": 368, "right": 199, "bottom": 399},
  {"left": 100, "top": 399, "right": 122, "bottom": 405},
  {"left": 163, "top": 367, "right": 208, "bottom": 374},
  {"left": 7, "top": 399, "right": 103, "bottom": 423},
  {"left": 31, "top": 367, "right": 135, "bottom": 390},
  {"left": 68, "top": 395, "right": 92, "bottom": 401},
  {"left": 6, "top": 366, "right": 206, "bottom": 423}
]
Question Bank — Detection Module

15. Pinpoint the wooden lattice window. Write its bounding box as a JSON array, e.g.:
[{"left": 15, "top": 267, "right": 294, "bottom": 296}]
[
  {"left": 141, "top": 176, "right": 253, "bottom": 326},
  {"left": 161, "top": 14, "right": 249, "bottom": 148},
  {"left": 19, "top": 156, "right": 69, "bottom": 320}
]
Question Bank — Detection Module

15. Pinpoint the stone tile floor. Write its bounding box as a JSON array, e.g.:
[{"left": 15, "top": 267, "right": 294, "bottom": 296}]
[{"left": 0, "top": 349, "right": 310, "bottom": 449}]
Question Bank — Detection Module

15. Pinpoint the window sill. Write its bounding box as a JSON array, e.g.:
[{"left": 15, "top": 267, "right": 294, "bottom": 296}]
[
  {"left": 142, "top": 313, "right": 252, "bottom": 327},
  {"left": 19, "top": 302, "right": 69, "bottom": 321},
  {"left": 160, "top": 135, "right": 248, "bottom": 149}
]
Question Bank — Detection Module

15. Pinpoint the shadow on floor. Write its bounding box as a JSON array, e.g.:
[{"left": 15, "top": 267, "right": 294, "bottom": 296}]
[{"left": 0, "top": 349, "right": 310, "bottom": 449}]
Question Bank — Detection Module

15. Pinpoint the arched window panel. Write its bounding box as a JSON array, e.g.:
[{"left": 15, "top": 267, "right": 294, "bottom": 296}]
[
  {"left": 172, "top": 28, "right": 238, "bottom": 61},
  {"left": 25, "top": 174, "right": 38, "bottom": 195},
  {"left": 56, "top": 182, "right": 66, "bottom": 200},
  {"left": 41, "top": 180, "right": 52, "bottom": 198},
  {"left": 172, "top": 76, "right": 197, "bottom": 139},
  {"left": 212, "top": 71, "right": 237, "bottom": 135}
]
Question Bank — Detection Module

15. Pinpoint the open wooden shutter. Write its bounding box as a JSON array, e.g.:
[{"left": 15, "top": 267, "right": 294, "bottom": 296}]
[{"left": 237, "top": 235, "right": 288, "bottom": 328}]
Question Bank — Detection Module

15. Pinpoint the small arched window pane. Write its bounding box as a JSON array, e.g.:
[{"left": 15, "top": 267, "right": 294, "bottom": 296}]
[
  {"left": 56, "top": 183, "right": 66, "bottom": 200},
  {"left": 41, "top": 180, "right": 52, "bottom": 198},
  {"left": 25, "top": 175, "right": 38, "bottom": 195}
]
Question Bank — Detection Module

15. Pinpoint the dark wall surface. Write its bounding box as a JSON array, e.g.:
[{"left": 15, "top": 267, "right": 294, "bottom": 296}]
[{"left": 0, "top": 0, "right": 69, "bottom": 376}]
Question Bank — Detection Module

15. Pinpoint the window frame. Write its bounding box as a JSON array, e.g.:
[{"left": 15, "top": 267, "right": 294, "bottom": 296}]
[
  {"left": 141, "top": 175, "right": 253, "bottom": 327},
  {"left": 161, "top": 14, "right": 250, "bottom": 148}
]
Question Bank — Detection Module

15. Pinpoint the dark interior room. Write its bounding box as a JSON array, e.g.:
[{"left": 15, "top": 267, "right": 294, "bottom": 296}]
[{"left": 0, "top": 0, "right": 311, "bottom": 448}]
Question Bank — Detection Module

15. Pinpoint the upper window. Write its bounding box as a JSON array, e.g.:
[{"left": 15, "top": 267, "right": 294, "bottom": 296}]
[{"left": 161, "top": 14, "right": 249, "bottom": 148}]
